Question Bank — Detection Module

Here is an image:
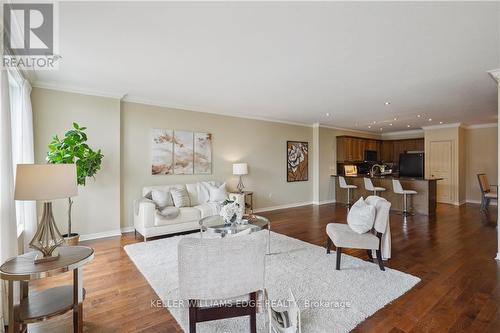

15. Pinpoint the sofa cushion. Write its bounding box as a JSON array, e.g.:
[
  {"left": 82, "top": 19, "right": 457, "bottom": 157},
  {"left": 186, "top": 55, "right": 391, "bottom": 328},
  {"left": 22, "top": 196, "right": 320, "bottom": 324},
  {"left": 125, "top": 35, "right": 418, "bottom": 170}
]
[
  {"left": 171, "top": 187, "right": 191, "bottom": 208},
  {"left": 158, "top": 206, "right": 181, "bottom": 219},
  {"left": 154, "top": 207, "right": 201, "bottom": 226},
  {"left": 193, "top": 202, "right": 220, "bottom": 218}
]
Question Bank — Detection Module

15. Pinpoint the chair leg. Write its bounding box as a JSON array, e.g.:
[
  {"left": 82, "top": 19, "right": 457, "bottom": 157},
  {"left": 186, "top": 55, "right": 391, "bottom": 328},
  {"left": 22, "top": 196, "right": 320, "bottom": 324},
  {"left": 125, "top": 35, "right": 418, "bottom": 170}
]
[
  {"left": 188, "top": 300, "right": 197, "bottom": 333},
  {"left": 375, "top": 249, "right": 385, "bottom": 271},
  {"left": 134, "top": 229, "right": 137, "bottom": 239},
  {"left": 326, "top": 238, "right": 332, "bottom": 254},
  {"left": 336, "top": 247, "right": 342, "bottom": 270},
  {"left": 249, "top": 292, "right": 257, "bottom": 333},
  {"left": 485, "top": 198, "right": 491, "bottom": 210},
  {"left": 367, "top": 250, "right": 373, "bottom": 261}
]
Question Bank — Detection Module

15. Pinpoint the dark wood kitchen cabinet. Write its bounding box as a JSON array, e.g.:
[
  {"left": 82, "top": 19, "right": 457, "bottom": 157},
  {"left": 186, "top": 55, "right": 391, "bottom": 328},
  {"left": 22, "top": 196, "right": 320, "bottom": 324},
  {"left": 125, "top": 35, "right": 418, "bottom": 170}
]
[{"left": 337, "top": 136, "right": 423, "bottom": 163}]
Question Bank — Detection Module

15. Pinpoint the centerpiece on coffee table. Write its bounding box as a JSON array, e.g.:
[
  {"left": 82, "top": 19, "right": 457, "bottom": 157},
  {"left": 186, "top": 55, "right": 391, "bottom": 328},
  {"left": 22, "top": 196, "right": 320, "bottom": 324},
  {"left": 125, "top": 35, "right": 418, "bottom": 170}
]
[{"left": 219, "top": 199, "right": 243, "bottom": 226}]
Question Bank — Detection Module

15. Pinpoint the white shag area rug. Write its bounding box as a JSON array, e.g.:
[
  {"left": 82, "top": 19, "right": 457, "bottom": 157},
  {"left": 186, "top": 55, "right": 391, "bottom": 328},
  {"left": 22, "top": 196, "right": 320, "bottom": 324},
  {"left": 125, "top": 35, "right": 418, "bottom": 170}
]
[{"left": 124, "top": 231, "right": 420, "bottom": 333}]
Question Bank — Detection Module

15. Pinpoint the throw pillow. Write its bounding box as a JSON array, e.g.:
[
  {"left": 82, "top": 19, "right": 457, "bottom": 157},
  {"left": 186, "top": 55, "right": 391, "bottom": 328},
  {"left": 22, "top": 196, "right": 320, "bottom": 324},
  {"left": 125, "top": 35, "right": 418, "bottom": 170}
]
[
  {"left": 347, "top": 197, "right": 376, "bottom": 234},
  {"left": 151, "top": 190, "right": 173, "bottom": 209},
  {"left": 170, "top": 187, "right": 191, "bottom": 208},
  {"left": 158, "top": 206, "right": 181, "bottom": 219},
  {"left": 208, "top": 183, "right": 227, "bottom": 202},
  {"left": 197, "top": 182, "right": 212, "bottom": 203}
]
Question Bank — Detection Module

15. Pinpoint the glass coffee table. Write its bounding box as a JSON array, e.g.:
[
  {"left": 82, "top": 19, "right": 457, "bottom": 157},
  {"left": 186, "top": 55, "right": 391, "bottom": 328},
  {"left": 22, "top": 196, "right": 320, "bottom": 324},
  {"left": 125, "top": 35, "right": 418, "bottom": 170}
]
[{"left": 199, "top": 214, "right": 271, "bottom": 254}]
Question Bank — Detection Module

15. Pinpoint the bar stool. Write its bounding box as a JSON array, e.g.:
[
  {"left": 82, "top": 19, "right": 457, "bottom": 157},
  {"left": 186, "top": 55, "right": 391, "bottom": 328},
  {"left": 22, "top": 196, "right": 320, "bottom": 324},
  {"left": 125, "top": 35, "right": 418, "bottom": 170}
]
[
  {"left": 338, "top": 176, "right": 357, "bottom": 208},
  {"left": 392, "top": 179, "right": 417, "bottom": 216},
  {"left": 364, "top": 178, "right": 386, "bottom": 196}
]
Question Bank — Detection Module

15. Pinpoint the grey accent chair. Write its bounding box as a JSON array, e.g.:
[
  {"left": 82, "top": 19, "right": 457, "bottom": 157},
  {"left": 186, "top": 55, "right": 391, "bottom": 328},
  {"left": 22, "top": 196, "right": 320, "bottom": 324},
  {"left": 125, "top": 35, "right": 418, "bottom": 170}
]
[
  {"left": 178, "top": 231, "right": 267, "bottom": 333},
  {"left": 477, "top": 174, "right": 498, "bottom": 211},
  {"left": 326, "top": 196, "right": 391, "bottom": 271}
]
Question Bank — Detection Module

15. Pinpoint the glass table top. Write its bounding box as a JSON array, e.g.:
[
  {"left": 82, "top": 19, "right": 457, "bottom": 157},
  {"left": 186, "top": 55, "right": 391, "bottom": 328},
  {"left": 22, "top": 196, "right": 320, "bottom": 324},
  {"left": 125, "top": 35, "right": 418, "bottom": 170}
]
[{"left": 199, "top": 214, "right": 270, "bottom": 237}]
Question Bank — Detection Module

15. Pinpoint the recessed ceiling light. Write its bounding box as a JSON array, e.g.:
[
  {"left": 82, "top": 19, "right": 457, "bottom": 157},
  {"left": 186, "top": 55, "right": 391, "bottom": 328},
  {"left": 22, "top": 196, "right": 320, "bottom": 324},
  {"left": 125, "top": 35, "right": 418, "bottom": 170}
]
[
  {"left": 368, "top": 125, "right": 372, "bottom": 129},
  {"left": 428, "top": 118, "right": 432, "bottom": 122},
  {"left": 417, "top": 115, "right": 421, "bottom": 118},
  {"left": 393, "top": 117, "right": 397, "bottom": 121},
  {"left": 379, "top": 128, "right": 383, "bottom": 131},
  {"left": 373, "top": 121, "right": 377, "bottom": 124},
  {"left": 389, "top": 123, "right": 393, "bottom": 126},
  {"left": 407, "top": 124, "right": 411, "bottom": 128},
  {"left": 326, "top": 113, "right": 330, "bottom": 117},
  {"left": 384, "top": 101, "right": 391, "bottom": 105},
  {"left": 439, "top": 121, "right": 443, "bottom": 124}
]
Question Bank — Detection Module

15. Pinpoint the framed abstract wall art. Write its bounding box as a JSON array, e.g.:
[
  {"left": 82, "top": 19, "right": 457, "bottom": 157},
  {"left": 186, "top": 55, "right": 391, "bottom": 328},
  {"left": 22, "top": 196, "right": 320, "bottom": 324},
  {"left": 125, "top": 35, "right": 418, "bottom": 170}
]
[
  {"left": 287, "top": 141, "right": 308, "bottom": 182},
  {"left": 152, "top": 129, "right": 212, "bottom": 175}
]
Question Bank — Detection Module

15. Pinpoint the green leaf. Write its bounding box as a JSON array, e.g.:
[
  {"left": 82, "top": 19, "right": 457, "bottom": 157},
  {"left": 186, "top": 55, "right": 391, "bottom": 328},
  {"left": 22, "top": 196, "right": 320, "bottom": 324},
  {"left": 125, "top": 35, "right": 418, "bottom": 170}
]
[{"left": 73, "top": 122, "right": 79, "bottom": 129}]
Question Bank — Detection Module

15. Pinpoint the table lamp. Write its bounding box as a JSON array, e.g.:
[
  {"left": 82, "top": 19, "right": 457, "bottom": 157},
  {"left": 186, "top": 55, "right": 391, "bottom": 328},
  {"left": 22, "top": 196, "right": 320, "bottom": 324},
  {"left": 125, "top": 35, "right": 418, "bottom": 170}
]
[
  {"left": 15, "top": 164, "right": 78, "bottom": 263},
  {"left": 232, "top": 163, "right": 248, "bottom": 193}
]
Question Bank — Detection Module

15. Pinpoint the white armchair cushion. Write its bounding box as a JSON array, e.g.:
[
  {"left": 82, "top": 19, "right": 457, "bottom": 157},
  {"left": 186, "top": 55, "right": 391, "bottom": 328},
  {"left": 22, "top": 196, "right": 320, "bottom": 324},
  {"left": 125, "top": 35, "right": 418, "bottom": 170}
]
[
  {"left": 151, "top": 190, "right": 173, "bottom": 209},
  {"left": 347, "top": 197, "right": 376, "bottom": 234},
  {"left": 208, "top": 182, "right": 227, "bottom": 202},
  {"left": 326, "top": 223, "right": 379, "bottom": 249},
  {"left": 170, "top": 187, "right": 191, "bottom": 208}
]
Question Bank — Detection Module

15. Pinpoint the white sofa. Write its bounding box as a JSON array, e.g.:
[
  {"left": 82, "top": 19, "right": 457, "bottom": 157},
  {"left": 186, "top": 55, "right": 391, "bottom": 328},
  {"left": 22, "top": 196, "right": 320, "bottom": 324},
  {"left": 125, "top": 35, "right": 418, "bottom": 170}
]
[{"left": 133, "top": 182, "right": 226, "bottom": 241}]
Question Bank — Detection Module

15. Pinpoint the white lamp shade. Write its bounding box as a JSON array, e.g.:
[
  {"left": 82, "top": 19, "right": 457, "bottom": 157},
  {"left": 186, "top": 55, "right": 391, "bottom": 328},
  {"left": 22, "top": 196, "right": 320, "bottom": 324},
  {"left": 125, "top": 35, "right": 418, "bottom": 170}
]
[
  {"left": 15, "top": 164, "right": 78, "bottom": 201},
  {"left": 233, "top": 163, "right": 248, "bottom": 175}
]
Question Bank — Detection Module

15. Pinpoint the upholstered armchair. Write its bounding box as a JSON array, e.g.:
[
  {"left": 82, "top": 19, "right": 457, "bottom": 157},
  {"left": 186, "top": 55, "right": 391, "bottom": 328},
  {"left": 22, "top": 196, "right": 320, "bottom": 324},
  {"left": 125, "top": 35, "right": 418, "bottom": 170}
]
[
  {"left": 178, "top": 231, "right": 267, "bottom": 333},
  {"left": 326, "top": 196, "right": 391, "bottom": 271},
  {"left": 477, "top": 174, "right": 498, "bottom": 211}
]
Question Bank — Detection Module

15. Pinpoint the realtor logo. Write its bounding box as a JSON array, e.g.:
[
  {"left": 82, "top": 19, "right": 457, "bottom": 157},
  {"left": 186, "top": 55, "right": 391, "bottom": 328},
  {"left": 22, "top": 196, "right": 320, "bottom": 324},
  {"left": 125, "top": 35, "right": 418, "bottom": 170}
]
[{"left": 3, "top": 3, "right": 54, "bottom": 56}]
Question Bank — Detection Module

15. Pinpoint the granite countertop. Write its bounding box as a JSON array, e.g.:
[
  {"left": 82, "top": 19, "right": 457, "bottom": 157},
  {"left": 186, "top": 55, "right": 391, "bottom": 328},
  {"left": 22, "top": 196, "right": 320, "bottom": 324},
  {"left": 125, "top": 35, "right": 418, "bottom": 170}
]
[{"left": 330, "top": 174, "right": 443, "bottom": 181}]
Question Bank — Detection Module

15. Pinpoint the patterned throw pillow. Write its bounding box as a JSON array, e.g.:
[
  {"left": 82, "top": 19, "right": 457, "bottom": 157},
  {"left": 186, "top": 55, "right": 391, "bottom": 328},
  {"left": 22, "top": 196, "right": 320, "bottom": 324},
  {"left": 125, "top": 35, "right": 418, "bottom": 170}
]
[{"left": 170, "top": 187, "right": 191, "bottom": 208}]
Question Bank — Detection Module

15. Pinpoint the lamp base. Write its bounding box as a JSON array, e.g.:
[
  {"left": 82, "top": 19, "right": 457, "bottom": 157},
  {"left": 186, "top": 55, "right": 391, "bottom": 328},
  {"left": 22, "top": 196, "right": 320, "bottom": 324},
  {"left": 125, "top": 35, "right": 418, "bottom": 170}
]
[
  {"left": 34, "top": 249, "right": 60, "bottom": 264},
  {"left": 30, "top": 202, "right": 65, "bottom": 264},
  {"left": 237, "top": 175, "right": 245, "bottom": 193}
]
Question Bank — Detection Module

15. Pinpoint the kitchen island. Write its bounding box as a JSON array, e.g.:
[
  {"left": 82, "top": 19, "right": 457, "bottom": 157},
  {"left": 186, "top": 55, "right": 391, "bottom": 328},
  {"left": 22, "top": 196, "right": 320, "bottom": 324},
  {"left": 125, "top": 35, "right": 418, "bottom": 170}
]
[{"left": 332, "top": 174, "right": 441, "bottom": 216}]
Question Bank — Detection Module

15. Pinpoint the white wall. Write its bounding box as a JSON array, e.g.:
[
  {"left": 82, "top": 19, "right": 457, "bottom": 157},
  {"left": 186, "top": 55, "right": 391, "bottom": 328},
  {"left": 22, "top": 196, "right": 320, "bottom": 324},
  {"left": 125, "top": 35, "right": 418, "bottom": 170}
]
[{"left": 32, "top": 88, "right": 121, "bottom": 239}]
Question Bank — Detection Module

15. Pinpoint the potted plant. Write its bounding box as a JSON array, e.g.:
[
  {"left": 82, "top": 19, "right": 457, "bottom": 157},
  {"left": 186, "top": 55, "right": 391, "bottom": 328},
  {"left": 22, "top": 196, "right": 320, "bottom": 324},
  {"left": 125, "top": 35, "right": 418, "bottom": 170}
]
[{"left": 46, "top": 122, "right": 104, "bottom": 245}]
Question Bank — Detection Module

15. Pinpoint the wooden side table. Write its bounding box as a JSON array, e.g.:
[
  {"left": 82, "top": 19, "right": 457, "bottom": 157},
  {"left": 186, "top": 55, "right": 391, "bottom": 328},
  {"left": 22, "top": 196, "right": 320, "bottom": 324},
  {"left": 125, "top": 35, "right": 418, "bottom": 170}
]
[
  {"left": 228, "top": 191, "right": 254, "bottom": 214},
  {"left": 0, "top": 246, "right": 94, "bottom": 333}
]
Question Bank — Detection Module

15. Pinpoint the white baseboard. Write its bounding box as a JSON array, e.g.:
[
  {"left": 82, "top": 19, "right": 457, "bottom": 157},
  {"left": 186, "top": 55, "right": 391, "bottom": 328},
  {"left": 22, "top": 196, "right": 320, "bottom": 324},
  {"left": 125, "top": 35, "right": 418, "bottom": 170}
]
[
  {"left": 452, "top": 200, "right": 467, "bottom": 206},
  {"left": 121, "top": 226, "right": 135, "bottom": 233},
  {"left": 79, "top": 229, "right": 122, "bottom": 241},
  {"left": 253, "top": 201, "right": 313, "bottom": 213},
  {"left": 312, "top": 199, "right": 336, "bottom": 205},
  {"left": 466, "top": 199, "right": 498, "bottom": 206},
  {"left": 496, "top": 253, "right": 500, "bottom": 261}
]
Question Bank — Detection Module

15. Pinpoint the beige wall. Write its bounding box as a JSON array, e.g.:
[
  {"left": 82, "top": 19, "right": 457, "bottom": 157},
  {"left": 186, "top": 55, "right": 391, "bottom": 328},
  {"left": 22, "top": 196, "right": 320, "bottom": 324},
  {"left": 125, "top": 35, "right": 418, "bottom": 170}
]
[
  {"left": 32, "top": 88, "right": 121, "bottom": 238},
  {"left": 121, "top": 101, "right": 312, "bottom": 229},
  {"left": 465, "top": 126, "right": 498, "bottom": 202}
]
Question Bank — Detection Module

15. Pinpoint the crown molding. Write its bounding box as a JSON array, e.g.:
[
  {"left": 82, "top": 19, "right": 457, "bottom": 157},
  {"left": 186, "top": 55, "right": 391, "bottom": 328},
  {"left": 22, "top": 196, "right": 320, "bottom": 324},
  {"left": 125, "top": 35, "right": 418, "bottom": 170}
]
[
  {"left": 33, "top": 81, "right": 126, "bottom": 100},
  {"left": 464, "top": 123, "right": 497, "bottom": 129},
  {"left": 123, "top": 96, "right": 313, "bottom": 128},
  {"left": 381, "top": 129, "right": 424, "bottom": 139},
  {"left": 487, "top": 69, "right": 500, "bottom": 83},
  {"left": 422, "top": 122, "right": 462, "bottom": 130},
  {"left": 318, "top": 124, "right": 380, "bottom": 137}
]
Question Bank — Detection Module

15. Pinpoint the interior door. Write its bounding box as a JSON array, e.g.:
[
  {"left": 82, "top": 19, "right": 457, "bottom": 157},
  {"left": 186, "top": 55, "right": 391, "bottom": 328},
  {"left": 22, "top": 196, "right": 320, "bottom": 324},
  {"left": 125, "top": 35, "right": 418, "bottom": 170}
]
[{"left": 429, "top": 140, "right": 453, "bottom": 203}]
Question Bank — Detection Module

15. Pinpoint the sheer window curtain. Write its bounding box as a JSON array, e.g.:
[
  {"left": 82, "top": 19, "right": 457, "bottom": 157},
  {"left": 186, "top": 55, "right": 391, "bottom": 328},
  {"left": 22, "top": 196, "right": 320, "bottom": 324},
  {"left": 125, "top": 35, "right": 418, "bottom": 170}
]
[
  {"left": 0, "top": 69, "right": 19, "bottom": 332},
  {"left": 9, "top": 72, "right": 36, "bottom": 252}
]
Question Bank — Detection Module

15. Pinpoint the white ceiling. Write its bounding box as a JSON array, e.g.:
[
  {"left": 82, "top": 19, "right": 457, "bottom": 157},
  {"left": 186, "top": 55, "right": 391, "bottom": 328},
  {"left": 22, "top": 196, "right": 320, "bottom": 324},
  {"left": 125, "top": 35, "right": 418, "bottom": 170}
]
[{"left": 31, "top": 1, "right": 500, "bottom": 133}]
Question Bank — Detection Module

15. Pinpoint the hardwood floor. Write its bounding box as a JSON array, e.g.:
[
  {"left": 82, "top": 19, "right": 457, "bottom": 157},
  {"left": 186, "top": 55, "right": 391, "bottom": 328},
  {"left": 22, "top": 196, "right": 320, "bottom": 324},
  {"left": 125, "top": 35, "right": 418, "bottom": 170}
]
[{"left": 29, "top": 203, "right": 499, "bottom": 333}]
